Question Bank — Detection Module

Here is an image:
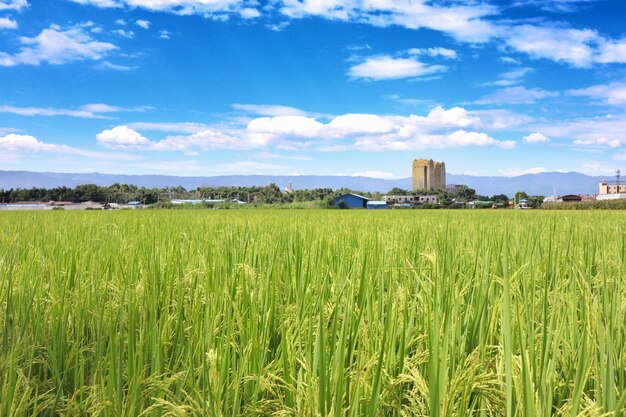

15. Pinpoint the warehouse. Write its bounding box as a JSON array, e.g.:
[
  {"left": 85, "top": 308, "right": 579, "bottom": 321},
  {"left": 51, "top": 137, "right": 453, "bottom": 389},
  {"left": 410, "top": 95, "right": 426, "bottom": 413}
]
[{"left": 333, "top": 193, "right": 369, "bottom": 208}]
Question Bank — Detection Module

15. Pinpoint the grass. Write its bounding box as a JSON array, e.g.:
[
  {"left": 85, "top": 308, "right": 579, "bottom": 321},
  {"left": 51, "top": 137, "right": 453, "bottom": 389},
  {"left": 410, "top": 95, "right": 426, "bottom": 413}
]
[{"left": 0, "top": 210, "right": 625, "bottom": 416}]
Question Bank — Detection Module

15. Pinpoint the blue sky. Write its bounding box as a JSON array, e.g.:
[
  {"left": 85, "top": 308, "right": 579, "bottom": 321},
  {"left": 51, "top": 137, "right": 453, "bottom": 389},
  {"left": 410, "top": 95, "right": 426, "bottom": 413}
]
[{"left": 1, "top": 0, "right": 626, "bottom": 179}]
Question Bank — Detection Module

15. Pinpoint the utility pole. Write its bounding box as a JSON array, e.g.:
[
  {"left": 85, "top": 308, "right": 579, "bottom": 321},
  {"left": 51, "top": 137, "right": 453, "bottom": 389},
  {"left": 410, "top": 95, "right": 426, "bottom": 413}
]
[{"left": 616, "top": 169, "right": 622, "bottom": 193}]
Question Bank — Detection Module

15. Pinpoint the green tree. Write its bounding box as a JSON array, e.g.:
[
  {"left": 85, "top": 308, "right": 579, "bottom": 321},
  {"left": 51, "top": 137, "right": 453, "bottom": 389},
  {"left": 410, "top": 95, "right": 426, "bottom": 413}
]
[
  {"left": 387, "top": 187, "right": 410, "bottom": 196},
  {"left": 456, "top": 185, "right": 477, "bottom": 202}
]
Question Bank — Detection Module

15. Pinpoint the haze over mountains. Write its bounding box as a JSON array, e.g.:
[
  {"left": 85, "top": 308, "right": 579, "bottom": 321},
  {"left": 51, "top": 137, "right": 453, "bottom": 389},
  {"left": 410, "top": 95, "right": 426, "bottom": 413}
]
[{"left": 0, "top": 170, "right": 606, "bottom": 197}]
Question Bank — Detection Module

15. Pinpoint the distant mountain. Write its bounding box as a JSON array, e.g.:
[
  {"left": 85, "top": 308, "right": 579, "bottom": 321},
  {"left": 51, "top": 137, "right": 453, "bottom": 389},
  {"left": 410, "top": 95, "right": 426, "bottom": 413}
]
[
  {"left": 0, "top": 170, "right": 606, "bottom": 197},
  {"left": 446, "top": 172, "right": 604, "bottom": 196}
]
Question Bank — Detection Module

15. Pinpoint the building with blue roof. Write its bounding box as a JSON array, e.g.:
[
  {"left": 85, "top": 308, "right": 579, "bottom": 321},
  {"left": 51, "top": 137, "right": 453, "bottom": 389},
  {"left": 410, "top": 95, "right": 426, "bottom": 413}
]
[{"left": 333, "top": 193, "right": 369, "bottom": 209}]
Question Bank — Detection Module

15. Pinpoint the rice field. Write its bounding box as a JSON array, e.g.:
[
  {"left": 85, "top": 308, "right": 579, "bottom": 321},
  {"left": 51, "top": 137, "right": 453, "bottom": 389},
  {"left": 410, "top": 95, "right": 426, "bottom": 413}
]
[{"left": 0, "top": 210, "right": 625, "bottom": 416}]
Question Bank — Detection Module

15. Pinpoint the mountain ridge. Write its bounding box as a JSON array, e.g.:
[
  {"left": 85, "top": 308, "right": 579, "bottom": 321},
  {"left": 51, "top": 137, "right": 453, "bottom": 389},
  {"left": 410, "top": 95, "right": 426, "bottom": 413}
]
[{"left": 0, "top": 170, "right": 606, "bottom": 196}]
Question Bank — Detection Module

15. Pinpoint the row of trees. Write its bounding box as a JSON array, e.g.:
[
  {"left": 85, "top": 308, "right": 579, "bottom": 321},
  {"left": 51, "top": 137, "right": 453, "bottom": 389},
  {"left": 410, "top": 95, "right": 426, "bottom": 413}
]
[
  {"left": 0, "top": 183, "right": 336, "bottom": 205},
  {"left": 0, "top": 183, "right": 544, "bottom": 207}
]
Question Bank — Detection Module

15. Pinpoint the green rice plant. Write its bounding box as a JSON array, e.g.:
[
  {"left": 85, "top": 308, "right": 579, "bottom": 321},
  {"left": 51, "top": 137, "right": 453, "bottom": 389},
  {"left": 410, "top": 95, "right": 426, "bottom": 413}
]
[{"left": 0, "top": 210, "right": 624, "bottom": 416}]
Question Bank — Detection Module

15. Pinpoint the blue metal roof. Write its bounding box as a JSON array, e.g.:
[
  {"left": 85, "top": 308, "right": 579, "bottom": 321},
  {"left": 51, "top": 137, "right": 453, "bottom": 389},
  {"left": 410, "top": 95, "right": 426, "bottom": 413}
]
[{"left": 337, "top": 193, "right": 370, "bottom": 201}]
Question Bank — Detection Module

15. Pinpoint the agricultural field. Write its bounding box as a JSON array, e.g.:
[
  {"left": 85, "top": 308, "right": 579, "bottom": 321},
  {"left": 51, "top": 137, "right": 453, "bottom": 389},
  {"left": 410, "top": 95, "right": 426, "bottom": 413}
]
[{"left": 0, "top": 210, "right": 625, "bottom": 416}]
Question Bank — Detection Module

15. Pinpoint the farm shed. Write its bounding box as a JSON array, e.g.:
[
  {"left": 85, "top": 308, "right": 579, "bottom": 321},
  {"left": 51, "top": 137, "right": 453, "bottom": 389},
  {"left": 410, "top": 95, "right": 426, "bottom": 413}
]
[
  {"left": 334, "top": 193, "right": 369, "bottom": 209},
  {"left": 559, "top": 194, "right": 582, "bottom": 203}
]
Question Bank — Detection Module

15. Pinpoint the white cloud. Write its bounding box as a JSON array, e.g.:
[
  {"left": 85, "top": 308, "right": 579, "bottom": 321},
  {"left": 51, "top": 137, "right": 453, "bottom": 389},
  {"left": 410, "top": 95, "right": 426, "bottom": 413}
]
[
  {"left": 159, "top": 30, "right": 171, "bottom": 39},
  {"left": 95, "top": 60, "right": 134, "bottom": 71},
  {"left": 351, "top": 170, "right": 395, "bottom": 179},
  {"left": 233, "top": 103, "right": 310, "bottom": 117},
  {"left": 532, "top": 114, "right": 626, "bottom": 149},
  {"left": 62, "top": 0, "right": 626, "bottom": 69},
  {"left": 153, "top": 130, "right": 245, "bottom": 151},
  {"left": 484, "top": 67, "right": 533, "bottom": 87},
  {"left": 568, "top": 82, "right": 626, "bottom": 105},
  {"left": 0, "top": 133, "right": 139, "bottom": 160},
  {"left": 71, "top": 0, "right": 119, "bottom": 6},
  {"left": 247, "top": 116, "right": 325, "bottom": 145},
  {"left": 349, "top": 55, "right": 446, "bottom": 81},
  {"left": 512, "top": 0, "right": 600, "bottom": 13},
  {"left": 573, "top": 137, "right": 621, "bottom": 148},
  {"left": 96, "top": 125, "right": 152, "bottom": 148},
  {"left": 0, "top": 105, "right": 99, "bottom": 118},
  {"left": 113, "top": 28, "right": 134, "bottom": 38},
  {"left": 0, "top": 0, "right": 28, "bottom": 11},
  {"left": 115, "top": 18, "right": 126, "bottom": 25},
  {"left": 423, "top": 106, "right": 480, "bottom": 129},
  {"left": 0, "top": 103, "right": 149, "bottom": 118},
  {"left": 500, "top": 57, "right": 521, "bottom": 64},
  {"left": 0, "top": 24, "right": 116, "bottom": 66},
  {"left": 69, "top": 0, "right": 260, "bottom": 20},
  {"left": 498, "top": 167, "right": 548, "bottom": 176},
  {"left": 99, "top": 106, "right": 514, "bottom": 153},
  {"left": 524, "top": 133, "right": 550, "bottom": 144},
  {"left": 278, "top": 0, "right": 498, "bottom": 42},
  {"left": 596, "top": 39, "right": 626, "bottom": 64},
  {"left": 474, "top": 86, "right": 559, "bottom": 105},
  {"left": 239, "top": 7, "right": 260, "bottom": 18},
  {"left": 246, "top": 108, "right": 513, "bottom": 151},
  {"left": 408, "top": 47, "right": 457, "bottom": 59},
  {"left": 504, "top": 25, "right": 597, "bottom": 68},
  {"left": 0, "top": 17, "right": 17, "bottom": 29},
  {"left": 502, "top": 25, "right": 626, "bottom": 67},
  {"left": 472, "top": 109, "right": 535, "bottom": 130},
  {"left": 135, "top": 19, "right": 150, "bottom": 29}
]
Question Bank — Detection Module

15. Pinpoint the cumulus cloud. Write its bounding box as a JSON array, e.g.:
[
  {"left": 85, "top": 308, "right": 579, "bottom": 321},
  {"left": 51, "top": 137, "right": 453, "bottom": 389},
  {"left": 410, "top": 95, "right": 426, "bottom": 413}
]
[
  {"left": 0, "top": 0, "right": 27, "bottom": 11},
  {"left": 101, "top": 106, "right": 515, "bottom": 153},
  {"left": 0, "top": 24, "right": 116, "bottom": 66},
  {"left": 113, "top": 28, "right": 134, "bottom": 38},
  {"left": 596, "top": 39, "right": 626, "bottom": 64},
  {"left": 0, "top": 17, "right": 17, "bottom": 29},
  {"left": 349, "top": 55, "right": 446, "bottom": 81},
  {"left": 503, "top": 25, "right": 597, "bottom": 67},
  {"left": 135, "top": 19, "right": 150, "bottom": 29},
  {"left": 0, "top": 133, "right": 139, "bottom": 160},
  {"left": 96, "top": 125, "right": 152, "bottom": 148},
  {"left": 502, "top": 25, "right": 626, "bottom": 67},
  {"left": 524, "top": 133, "right": 550, "bottom": 144}
]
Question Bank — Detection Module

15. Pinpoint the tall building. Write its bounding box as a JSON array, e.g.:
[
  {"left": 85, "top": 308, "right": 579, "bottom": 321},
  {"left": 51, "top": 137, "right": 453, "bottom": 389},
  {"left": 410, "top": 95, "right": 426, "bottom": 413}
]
[{"left": 412, "top": 159, "right": 446, "bottom": 191}]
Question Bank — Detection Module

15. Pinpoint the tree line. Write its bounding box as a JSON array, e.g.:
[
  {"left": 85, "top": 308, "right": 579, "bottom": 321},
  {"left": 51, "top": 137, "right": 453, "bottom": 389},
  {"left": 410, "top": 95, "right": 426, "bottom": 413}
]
[{"left": 1, "top": 183, "right": 542, "bottom": 207}]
